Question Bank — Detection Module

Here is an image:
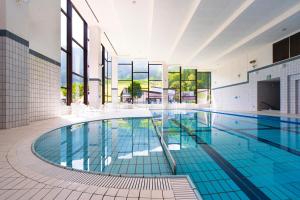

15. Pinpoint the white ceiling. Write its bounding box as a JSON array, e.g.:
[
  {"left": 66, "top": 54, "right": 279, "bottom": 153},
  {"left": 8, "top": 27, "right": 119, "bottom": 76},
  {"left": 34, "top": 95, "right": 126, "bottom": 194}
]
[{"left": 75, "top": 0, "right": 300, "bottom": 68}]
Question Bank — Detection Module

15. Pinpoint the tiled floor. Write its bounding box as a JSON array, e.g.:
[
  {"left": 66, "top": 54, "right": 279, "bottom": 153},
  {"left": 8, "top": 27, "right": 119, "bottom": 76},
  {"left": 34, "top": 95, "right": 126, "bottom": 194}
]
[{"left": 0, "top": 108, "right": 199, "bottom": 200}]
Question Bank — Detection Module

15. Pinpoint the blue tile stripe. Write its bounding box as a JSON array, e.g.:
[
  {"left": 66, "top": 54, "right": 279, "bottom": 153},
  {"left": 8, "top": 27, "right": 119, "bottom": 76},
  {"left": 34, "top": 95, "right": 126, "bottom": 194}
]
[
  {"left": 212, "top": 54, "right": 300, "bottom": 90},
  {"left": 29, "top": 49, "right": 60, "bottom": 66},
  {"left": 0, "top": 29, "right": 29, "bottom": 46},
  {"left": 215, "top": 123, "right": 300, "bottom": 157},
  {"left": 195, "top": 109, "right": 300, "bottom": 125},
  {"left": 171, "top": 119, "right": 270, "bottom": 200}
]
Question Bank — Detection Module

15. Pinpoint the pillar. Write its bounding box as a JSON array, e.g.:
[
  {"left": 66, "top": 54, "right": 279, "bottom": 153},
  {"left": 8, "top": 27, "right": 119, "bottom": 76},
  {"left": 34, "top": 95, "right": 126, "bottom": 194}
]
[
  {"left": 111, "top": 56, "right": 118, "bottom": 104},
  {"left": 88, "top": 26, "right": 102, "bottom": 108},
  {"left": 162, "top": 63, "right": 169, "bottom": 108}
]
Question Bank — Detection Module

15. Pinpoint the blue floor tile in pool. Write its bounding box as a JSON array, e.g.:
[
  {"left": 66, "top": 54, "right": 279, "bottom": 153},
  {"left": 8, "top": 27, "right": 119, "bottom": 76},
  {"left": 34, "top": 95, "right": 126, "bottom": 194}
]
[
  {"left": 34, "top": 110, "right": 300, "bottom": 200},
  {"left": 34, "top": 118, "right": 172, "bottom": 176},
  {"left": 152, "top": 110, "right": 300, "bottom": 200}
]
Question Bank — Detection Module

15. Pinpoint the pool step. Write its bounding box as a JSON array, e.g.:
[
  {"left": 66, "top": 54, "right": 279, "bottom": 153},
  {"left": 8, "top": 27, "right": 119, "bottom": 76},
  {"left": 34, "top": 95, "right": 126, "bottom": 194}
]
[{"left": 151, "top": 118, "right": 177, "bottom": 175}]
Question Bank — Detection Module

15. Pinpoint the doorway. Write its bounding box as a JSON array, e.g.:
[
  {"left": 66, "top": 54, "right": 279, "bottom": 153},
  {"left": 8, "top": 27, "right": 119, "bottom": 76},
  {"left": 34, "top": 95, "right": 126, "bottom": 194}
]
[{"left": 257, "top": 78, "right": 280, "bottom": 111}]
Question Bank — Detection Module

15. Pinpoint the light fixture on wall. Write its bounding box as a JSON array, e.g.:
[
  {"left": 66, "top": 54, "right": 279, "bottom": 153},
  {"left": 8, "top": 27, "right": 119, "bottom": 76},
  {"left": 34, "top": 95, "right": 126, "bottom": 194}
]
[{"left": 249, "top": 59, "right": 257, "bottom": 69}]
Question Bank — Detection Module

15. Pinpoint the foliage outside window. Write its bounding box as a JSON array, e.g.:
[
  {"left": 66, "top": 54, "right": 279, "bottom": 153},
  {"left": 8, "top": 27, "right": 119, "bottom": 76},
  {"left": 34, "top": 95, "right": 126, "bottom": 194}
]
[
  {"left": 168, "top": 66, "right": 211, "bottom": 104},
  {"left": 197, "top": 72, "right": 211, "bottom": 104}
]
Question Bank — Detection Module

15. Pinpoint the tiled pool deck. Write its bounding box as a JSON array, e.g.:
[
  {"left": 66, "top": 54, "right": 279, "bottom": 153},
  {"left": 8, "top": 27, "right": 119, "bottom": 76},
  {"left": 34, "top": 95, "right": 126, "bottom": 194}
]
[{"left": 0, "top": 109, "right": 199, "bottom": 200}]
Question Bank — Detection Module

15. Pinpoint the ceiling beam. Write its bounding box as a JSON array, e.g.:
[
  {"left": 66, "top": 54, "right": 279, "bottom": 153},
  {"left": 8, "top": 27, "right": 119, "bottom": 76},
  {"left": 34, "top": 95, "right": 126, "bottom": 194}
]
[
  {"left": 166, "top": 0, "right": 202, "bottom": 63},
  {"left": 207, "top": 1, "right": 300, "bottom": 65},
  {"left": 147, "top": 0, "right": 155, "bottom": 60},
  {"left": 184, "top": 0, "right": 254, "bottom": 65}
]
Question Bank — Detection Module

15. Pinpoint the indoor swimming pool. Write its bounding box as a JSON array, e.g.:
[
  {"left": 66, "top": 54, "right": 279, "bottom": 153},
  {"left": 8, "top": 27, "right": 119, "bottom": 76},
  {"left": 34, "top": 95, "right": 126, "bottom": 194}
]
[{"left": 34, "top": 110, "right": 300, "bottom": 200}]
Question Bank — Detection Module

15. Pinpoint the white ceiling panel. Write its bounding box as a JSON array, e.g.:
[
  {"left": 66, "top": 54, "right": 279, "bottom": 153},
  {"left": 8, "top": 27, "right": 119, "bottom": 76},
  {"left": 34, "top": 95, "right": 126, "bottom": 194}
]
[
  {"left": 149, "top": 0, "right": 197, "bottom": 61},
  {"left": 190, "top": 0, "right": 300, "bottom": 66},
  {"left": 78, "top": 0, "right": 300, "bottom": 68},
  {"left": 168, "top": 0, "right": 245, "bottom": 64}
]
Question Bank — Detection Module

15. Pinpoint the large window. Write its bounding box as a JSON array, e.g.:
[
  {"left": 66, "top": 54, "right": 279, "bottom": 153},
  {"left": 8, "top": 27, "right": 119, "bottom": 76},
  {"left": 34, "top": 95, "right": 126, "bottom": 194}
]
[
  {"left": 149, "top": 64, "right": 162, "bottom": 104},
  {"left": 168, "top": 66, "right": 211, "bottom": 104},
  {"left": 197, "top": 72, "right": 211, "bottom": 104},
  {"left": 168, "top": 66, "right": 181, "bottom": 103},
  {"left": 60, "top": 0, "right": 88, "bottom": 105},
  {"left": 133, "top": 60, "right": 148, "bottom": 104},
  {"left": 118, "top": 60, "right": 162, "bottom": 104},
  {"left": 102, "top": 46, "right": 112, "bottom": 103},
  {"left": 60, "top": 0, "right": 68, "bottom": 103},
  {"left": 181, "top": 69, "right": 197, "bottom": 103},
  {"left": 118, "top": 59, "right": 132, "bottom": 103}
]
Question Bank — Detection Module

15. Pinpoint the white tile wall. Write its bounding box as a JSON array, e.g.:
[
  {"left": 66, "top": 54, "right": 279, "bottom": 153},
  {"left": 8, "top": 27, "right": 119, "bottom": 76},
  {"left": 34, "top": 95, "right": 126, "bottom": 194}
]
[
  {"left": 29, "top": 53, "right": 60, "bottom": 122},
  {"left": 0, "top": 37, "right": 29, "bottom": 129},
  {"left": 0, "top": 35, "right": 61, "bottom": 129},
  {"left": 212, "top": 57, "right": 300, "bottom": 114},
  {"left": 0, "top": 37, "right": 6, "bottom": 129}
]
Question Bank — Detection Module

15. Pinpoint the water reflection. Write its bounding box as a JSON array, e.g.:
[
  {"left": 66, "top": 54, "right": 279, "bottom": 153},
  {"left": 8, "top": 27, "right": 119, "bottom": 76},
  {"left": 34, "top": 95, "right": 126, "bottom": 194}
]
[{"left": 35, "top": 118, "right": 172, "bottom": 175}]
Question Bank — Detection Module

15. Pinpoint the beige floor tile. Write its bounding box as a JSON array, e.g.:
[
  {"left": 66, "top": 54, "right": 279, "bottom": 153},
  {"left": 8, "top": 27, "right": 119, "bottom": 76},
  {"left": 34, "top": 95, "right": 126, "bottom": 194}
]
[
  {"left": 78, "top": 192, "right": 93, "bottom": 200},
  {"left": 54, "top": 188, "right": 72, "bottom": 200},
  {"left": 66, "top": 191, "right": 82, "bottom": 200}
]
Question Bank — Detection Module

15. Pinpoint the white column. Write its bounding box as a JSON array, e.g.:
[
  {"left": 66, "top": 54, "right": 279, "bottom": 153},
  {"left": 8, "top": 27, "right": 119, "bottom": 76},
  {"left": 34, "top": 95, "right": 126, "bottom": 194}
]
[
  {"left": 162, "top": 63, "right": 169, "bottom": 108},
  {"left": 111, "top": 56, "right": 118, "bottom": 104},
  {"left": 88, "top": 26, "right": 102, "bottom": 108}
]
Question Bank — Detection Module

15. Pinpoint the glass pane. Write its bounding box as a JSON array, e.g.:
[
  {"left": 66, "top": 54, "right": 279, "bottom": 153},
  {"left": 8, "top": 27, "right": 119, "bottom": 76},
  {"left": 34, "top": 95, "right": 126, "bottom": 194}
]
[
  {"left": 61, "top": 13, "right": 67, "bottom": 49},
  {"left": 182, "top": 81, "right": 196, "bottom": 103},
  {"left": 72, "top": 41, "right": 84, "bottom": 75},
  {"left": 118, "top": 81, "right": 132, "bottom": 103},
  {"left": 182, "top": 69, "right": 196, "bottom": 80},
  {"left": 118, "top": 65, "right": 132, "bottom": 80},
  {"left": 198, "top": 89, "right": 210, "bottom": 104},
  {"left": 72, "top": 74, "right": 84, "bottom": 103},
  {"left": 149, "top": 81, "right": 162, "bottom": 104},
  {"left": 182, "top": 81, "right": 196, "bottom": 92},
  {"left": 168, "top": 89, "right": 180, "bottom": 103},
  {"left": 106, "top": 78, "right": 112, "bottom": 96},
  {"left": 60, "top": 88, "right": 67, "bottom": 103},
  {"left": 61, "top": 0, "right": 67, "bottom": 12},
  {"left": 72, "top": 9, "right": 84, "bottom": 46},
  {"left": 133, "top": 73, "right": 148, "bottom": 89},
  {"left": 60, "top": 51, "right": 67, "bottom": 87},
  {"left": 168, "top": 66, "right": 180, "bottom": 72},
  {"left": 107, "top": 61, "right": 112, "bottom": 78},
  {"left": 98, "top": 82, "right": 102, "bottom": 98},
  {"left": 168, "top": 73, "right": 180, "bottom": 89},
  {"left": 133, "top": 60, "right": 148, "bottom": 72},
  {"left": 182, "top": 96, "right": 196, "bottom": 103},
  {"left": 149, "top": 64, "right": 162, "bottom": 80},
  {"left": 197, "top": 72, "right": 210, "bottom": 89},
  {"left": 118, "top": 58, "right": 131, "bottom": 64}
]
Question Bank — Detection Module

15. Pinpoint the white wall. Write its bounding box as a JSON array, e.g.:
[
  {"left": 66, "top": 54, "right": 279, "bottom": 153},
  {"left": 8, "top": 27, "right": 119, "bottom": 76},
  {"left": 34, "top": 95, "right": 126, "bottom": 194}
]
[
  {"left": 212, "top": 56, "right": 300, "bottom": 113},
  {"left": 2, "top": 0, "right": 29, "bottom": 39},
  {"left": 0, "top": 0, "right": 6, "bottom": 28},
  {"left": 212, "top": 44, "right": 272, "bottom": 88},
  {"left": 28, "top": 0, "right": 60, "bottom": 61}
]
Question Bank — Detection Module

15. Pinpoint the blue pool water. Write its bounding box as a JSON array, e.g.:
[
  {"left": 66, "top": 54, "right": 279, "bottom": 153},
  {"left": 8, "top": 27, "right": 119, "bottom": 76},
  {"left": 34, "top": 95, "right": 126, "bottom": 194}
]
[
  {"left": 34, "top": 110, "right": 300, "bottom": 200},
  {"left": 34, "top": 118, "right": 172, "bottom": 175}
]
